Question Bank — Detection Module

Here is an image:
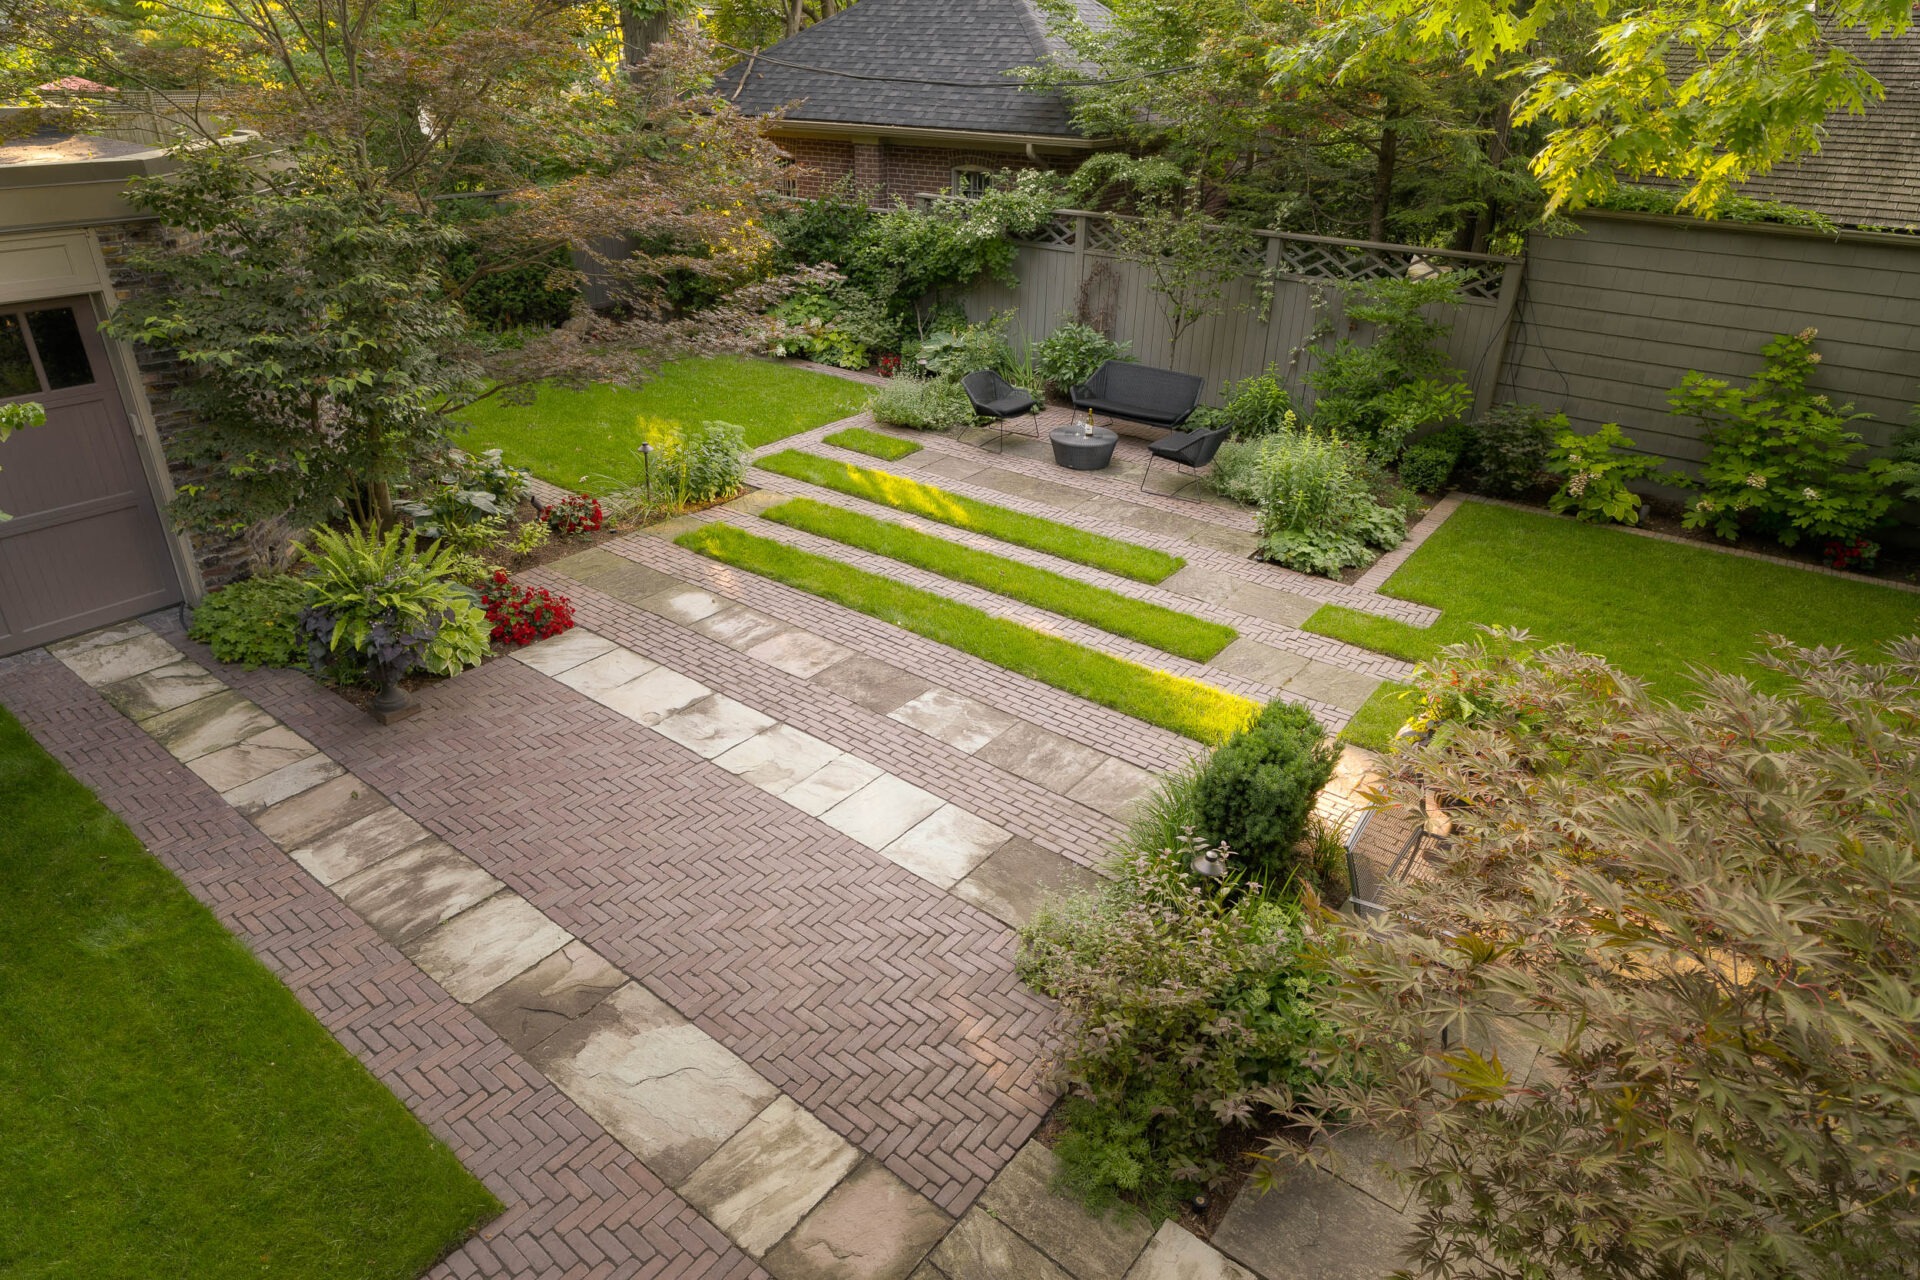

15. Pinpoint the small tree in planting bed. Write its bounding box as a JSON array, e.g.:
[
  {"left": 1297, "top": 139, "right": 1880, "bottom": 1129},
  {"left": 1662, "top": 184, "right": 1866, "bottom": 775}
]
[{"left": 1262, "top": 629, "right": 1920, "bottom": 1280}]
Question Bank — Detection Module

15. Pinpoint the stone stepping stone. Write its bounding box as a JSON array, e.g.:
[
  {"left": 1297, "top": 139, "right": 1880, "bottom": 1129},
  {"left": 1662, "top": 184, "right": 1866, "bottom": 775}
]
[
  {"left": 526, "top": 982, "right": 778, "bottom": 1186},
  {"left": 51, "top": 626, "right": 180, "bottom": 686},
  {"left": 713, "top": 723, "right": 844, "bottom": 796},
  {"left": 974, "top": 1142, "right": 1154, "bottom": 1280},
  {"left": 954, "top": 838, "right": 1105, "bottom": 930},
  {"left": 888, "top": 689, "right": 1017, "bottom": 754},
  {"left": 403, "top": 892, "right": 572, "bottom": 1004},
  {"left": 513, "top": 627, "right": 617, "bottom": 676},
  {"left": 654, "top": 693, "right": 778, "bottom": 760},
  {"left": 469, "top": 941, "right": 626, "bottom": 1057},
  {"left": 98, "top": 659, "right": 228, "bottom": 721},
  {"left": 820, "top": 774, "right": 945, "bottom": 850},
  {"left": 679, "top": 1096, "right": 862, "bottom": 1256},
  {"left": 334, "top": 841, "right": 505, "bottom": 947},
  {"left": 763, "top": 1158, "right": 953, "bottom": 1280},
  {"left": 288, "top": 805, "right": 435, "bottom": 886},
  {"left": 187, "top": 725, "right": 317, "bottom": 794},
  {"left": 143, "top": 691, "right": 278, "bottom": 764},
  {"left": 880, "top": 804, "right": 1008, "bottom": 889},
  {"left": 746, "top": 627, "right": 855, "bottom": 678}
]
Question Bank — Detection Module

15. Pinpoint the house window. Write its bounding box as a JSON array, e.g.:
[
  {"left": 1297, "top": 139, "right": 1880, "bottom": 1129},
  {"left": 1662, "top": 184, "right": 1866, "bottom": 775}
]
[
  {"left": 952, "top": 168, "right": 991, "bottom": 200},
  {"left": 778, "top": 174, "right": 799, "bottom": 197}
]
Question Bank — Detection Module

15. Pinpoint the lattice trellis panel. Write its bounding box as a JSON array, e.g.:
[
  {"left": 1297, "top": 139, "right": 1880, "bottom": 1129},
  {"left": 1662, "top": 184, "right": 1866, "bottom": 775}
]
[{"left": 1026, "top": 215, "right": 1080, "bottom": 249}]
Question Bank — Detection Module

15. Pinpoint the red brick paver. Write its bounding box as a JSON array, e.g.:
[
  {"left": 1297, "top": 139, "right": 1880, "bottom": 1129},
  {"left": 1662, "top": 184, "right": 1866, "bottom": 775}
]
[
  {"left": 183, "top": 630, "right": 1057, "bottom": 1216},
  {"left": 0, "top": 648, "right": 764, "bottom": 1280}
]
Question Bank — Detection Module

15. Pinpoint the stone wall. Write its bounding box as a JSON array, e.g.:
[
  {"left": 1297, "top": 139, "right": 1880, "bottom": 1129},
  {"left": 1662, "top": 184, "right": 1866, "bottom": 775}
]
[{"left": 93, "top": 219, "right": 248, "bottom": 588}]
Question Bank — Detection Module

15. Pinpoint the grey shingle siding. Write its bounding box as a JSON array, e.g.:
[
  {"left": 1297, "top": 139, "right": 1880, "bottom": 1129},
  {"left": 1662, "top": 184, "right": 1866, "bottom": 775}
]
[{"left": 715, "top": 0, "right": 1110, "bottom": 139}]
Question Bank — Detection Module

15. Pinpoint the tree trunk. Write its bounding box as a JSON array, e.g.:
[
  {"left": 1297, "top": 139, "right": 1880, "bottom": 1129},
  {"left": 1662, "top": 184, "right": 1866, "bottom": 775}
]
[
  {"left": 1370, "top": 123, "right": 1398, "bottom": 243},
  {"left": 786, "top": 0, "right": 807, "bottom": 37},
  {"left": 620, "top": 7, "right": 673, "bottom": 69}
]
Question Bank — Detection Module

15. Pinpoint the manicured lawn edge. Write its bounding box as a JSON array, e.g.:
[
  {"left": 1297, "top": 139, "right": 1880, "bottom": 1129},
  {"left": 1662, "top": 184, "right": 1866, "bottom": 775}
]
[
  {"left": 0, "top": 707, "right": 500, "bottom": 1277},
  {"left": 1303, "top": 502, "right": 1920, "bottom": 701},
  {"left": 1337, "top": 681, "right": 1413, "bottom": 752},
  {"left": 756, "top": 448, "right": 1184, "bottom": 584},
  {"left": 823, "top": 426, "right": 923, "bottom": 462},
  {"left": 677, "top": 523, "right": 1257, "bottom": 743},
  {"left": 761, "top": 497, "right": 1236, "bottom": 662}
]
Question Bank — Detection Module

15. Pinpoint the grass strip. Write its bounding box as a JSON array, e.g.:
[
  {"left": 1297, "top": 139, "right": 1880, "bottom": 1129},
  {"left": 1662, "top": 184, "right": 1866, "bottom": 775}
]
[
  {"left": 762, "top": 497, "right": 1236, "bottom": 662},
  {"left": 756, "top": 448, "right": 1183, "bottom": 584},
  {"left": 1337, "top": 681, "right": 1414, "bottom": 752},
  {"left": 678, "top": 523, "right": 1257, "bottom": 743},
  {"left": 0, "top": 707, "right": 499, "bottom": 1277},
  {"left": 823, "top": 426, "right": 923, "bottom": 462}
]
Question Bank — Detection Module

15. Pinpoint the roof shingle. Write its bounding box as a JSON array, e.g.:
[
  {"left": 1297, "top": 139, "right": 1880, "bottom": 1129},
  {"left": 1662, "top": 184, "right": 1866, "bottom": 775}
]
[{"left": 715, "top": 0, "right": 1110, "bottom": 140}]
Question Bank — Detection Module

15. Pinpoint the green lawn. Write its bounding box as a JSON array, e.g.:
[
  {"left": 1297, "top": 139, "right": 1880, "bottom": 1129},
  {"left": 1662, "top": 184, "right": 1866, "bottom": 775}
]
[
  {"left": 823, "top": 426, "right": 922, "bottom": 462},
  {"left": 1312, "top": 502, "right": 1920, "bottom": 737},
  {"left": 757, "top": 449, "right": 1184, "bottom": 584},
  {"left": 762, "top": 497, "right": 1235, "bottom": 661},
  {"left": 678, "top": 523, "right": 1258, "bottom": 743},
  {"left": 457, "top": 356, "right": 872, "bottom": 490},
  {"left": 0, "top": 707, "right": 500, "bottom": 1279}
]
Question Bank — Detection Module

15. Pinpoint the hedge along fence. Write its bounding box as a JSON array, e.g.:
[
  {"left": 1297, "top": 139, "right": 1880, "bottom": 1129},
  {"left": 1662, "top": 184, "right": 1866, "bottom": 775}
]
[{"left": 951, "top": 205, "right": 1525, "bottom": 420}]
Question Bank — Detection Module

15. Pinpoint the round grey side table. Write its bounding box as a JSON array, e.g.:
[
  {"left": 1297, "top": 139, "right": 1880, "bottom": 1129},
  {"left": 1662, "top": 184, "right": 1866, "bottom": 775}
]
[{"left": 1049, "top": 424, "right": 1118, "bottom": 471}]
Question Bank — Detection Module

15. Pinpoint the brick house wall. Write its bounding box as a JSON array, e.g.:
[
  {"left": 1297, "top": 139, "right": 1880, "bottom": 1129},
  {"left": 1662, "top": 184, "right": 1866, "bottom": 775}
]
[
  {"left": 93, "top": 219, "right": 247, "bottom": 588},
  {"left": 774, "top": 132, "right": 1082, "bottom": 204}
]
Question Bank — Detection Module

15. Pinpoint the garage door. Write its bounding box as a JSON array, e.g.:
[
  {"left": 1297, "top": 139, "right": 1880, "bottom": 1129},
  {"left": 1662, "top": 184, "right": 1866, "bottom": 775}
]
[{"left": 0, "top": 295, "right": 183, "bottom": 656}]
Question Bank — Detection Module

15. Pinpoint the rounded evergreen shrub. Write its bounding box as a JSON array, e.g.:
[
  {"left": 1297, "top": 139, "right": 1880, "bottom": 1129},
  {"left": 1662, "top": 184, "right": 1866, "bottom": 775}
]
[{"left": 1192, "top": 700, "right": 1337, "bottom": 888}]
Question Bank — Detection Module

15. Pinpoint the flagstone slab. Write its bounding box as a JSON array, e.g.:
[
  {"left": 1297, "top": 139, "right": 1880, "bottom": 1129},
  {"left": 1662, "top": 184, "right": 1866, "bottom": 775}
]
[
  {"left": 513, "top": 628, "right": 617, "bottom": 677},
  {"left": 821, "top": 774, "right": 947, "bottom": 851},
  {"left": 1065, "top": 757, "right": 1160, "bottom": 822},
  {"left": 1124, "top": 1224, "right": 1256, "bottom": 1280},
  {"left": 1209, "top": 639, "right": 1310, "bottom": 688},
  {"left": 288, "top": 804, "right": 435, "bottom": 886},
  {"left": 528, "top": 982, "right": 778, "bottom": 1186},
  {"left": 931, "top": 1208, "right": 1074, "bottom": 1280},
  {"left": 54, "top": 630, "right": 181, "bottom": 687},
  {"left": 469, "top": 940, "right": 627, "bottom": 1056},
  {"left": 977, "top": 1142, "right": 1154, "bottom": 1280},
  {"left": 782, "top": 754, "right": 886, "bottom": 817},
  {"left": 403, "top": 892, "right": 572, "bottom": 1004},
  {"left": 639, "top": 586, "right": 728, "bottom": 625},
  {"left": 888, "top": 689, "right": 1017, "bottom": 754},
  {"left": 975, "top": 722, "right": 1105, "bottom": 793},
  {"left": 763, "top": 1159, "right": 952, "bottom": 1280},
  {"left": 679, "top": 1095, "right": 862, "bottom": 1256},
  {"left": 881, "top": 804, "right": 1009, "bottom": 889},
  {"left": 746, "top": 627, "right": 855, "bottom": 678},
  {"left": 47, "top": 619, "right": 151, "bottom": 656},
  {"left": 1281, "top": 660, "right": 1380, "bottom": 713},
  {"left": 712, "top": 723, "right": 844, "bottom": 795},
  {"left": 812, "top": 657, "right": 933, "bottom": 715},
  {"left": 552, "top": 646, "right": 661, "bottom": 697},
  {"left": 1223, "top": 580, "right": 1320, "bottom": 628},
  {"left": 187, "top": 725, "right": 317, "bottom": 794},
  {"left": 551, "top": 548, "right": 679, "bottom": 598},
  {"left": 98, "top": 660, "right": 228, "bottom": 721},
  {"left": 143, "top": 691, "right": 278, "bottom": 763},
  {"left": 954, "top": 837, "right": 1106, "bottom": 929},
  {"left": 693, "top": 604, "right": 789, "bottom": 650},
  {"left": 334, "top": 840, "right": 505, "bottom": 946},
  {"left": 250, "top": 771, "right": 385, "bottom": 846},
  {"left": 1210, "top": 1167, "right": 1409, "bottom": 1280},
  {"left": 224, "top": 752, "right": 346, "bottom": 816},
  {"left": 598, "top": 667, "right": 712, "bottom": 725},
  {"left": 654, "top": 694, "right": 779, "bottom": 760}
]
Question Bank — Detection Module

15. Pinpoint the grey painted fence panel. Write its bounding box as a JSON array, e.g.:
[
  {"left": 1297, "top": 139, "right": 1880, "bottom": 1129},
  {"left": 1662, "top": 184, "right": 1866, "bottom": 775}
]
[
  {"left": 956, "top": 210, "right": 1522, "bottom": 417},
  {"left": 1504, "top": 212, "right": 1920, "bottom": 461}
]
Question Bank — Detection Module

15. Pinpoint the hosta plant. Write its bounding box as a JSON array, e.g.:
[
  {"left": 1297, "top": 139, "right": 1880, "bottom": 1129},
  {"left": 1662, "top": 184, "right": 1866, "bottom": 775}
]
[{"left": 1261, "top": 630, "right": 1920, "bottom": 1280}]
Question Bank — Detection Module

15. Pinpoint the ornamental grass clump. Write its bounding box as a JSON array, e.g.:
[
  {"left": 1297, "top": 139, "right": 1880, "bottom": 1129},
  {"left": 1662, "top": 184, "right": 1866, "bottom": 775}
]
[
  {"left": 1260, "top": 628, "right": 1920, "bottom": 1280},
  {"left": 1018, "top": 835, "right": 1329, "bottom": 1216}
]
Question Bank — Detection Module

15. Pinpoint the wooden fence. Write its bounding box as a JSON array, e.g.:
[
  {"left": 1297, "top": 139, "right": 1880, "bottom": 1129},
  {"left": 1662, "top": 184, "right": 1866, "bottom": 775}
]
[{"left": 955, "top": 207, "right": 1526, "bottom": 415}]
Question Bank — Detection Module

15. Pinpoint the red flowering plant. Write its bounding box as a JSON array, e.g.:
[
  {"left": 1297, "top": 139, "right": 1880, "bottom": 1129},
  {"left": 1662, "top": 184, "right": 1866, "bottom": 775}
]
[
  {"left": 877, "top": 353, "right": 901, "bottom": 378},
  {"left": 480, "top": 571, "right": 576, "bottom": 647},
  {"left": 544, "top": 493, "right": 604, "bottom": 536},
  {"left": 1822, "top": 536, "right": 1879, "bottom": 571}
]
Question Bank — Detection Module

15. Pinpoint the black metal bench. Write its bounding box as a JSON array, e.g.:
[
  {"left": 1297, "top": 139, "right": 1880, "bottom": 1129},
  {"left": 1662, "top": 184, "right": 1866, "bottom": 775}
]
[{"left": 1070, "top": 361, "right": 1204, "bottom": 431}]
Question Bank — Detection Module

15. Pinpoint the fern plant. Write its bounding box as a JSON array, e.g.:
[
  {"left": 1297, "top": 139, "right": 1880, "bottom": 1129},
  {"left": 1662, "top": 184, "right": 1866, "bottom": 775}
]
[{"left": 298, "top": 522, "right": 489, "bottom": 680}]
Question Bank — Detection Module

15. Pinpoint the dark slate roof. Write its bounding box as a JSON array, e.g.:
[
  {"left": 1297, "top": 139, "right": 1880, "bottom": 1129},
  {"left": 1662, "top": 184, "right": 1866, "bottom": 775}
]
[
  {"left": 715, "top": 0, "right": 1111, "bottom": 140},
  {"left": 1730, "top": 31, "right": 1920, "bottom": 228}
]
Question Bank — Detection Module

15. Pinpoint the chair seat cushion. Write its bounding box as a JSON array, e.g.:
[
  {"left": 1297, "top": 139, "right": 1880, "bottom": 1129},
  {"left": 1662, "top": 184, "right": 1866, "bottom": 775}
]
[{"left": 982, "top": 394, "right": 1034, "bottom": 417}]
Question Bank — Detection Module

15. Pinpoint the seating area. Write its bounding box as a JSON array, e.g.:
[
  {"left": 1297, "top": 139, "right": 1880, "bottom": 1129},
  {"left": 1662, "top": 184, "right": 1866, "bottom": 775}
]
[{"left": 1071, "top": 361, "right": 1204, "bottom": 430}]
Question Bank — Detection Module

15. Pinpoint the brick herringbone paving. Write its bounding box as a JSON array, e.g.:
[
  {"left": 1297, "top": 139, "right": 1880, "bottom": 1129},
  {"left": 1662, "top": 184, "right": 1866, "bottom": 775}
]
[
  {"left": 0, "top": 648, "right": 765, "bottom": 1280},
  {"left": 597, "top": 532, "right": 1220, "bottom": 768},
  {"left": 765, "top": 415, "right": 1443, "bottom": 626},
  {"left": 523, "top": 572, "right": 1127, "bottom": 868},
  {"left": 181, "top": 632, "right": 1058, "bottom": 1217}
]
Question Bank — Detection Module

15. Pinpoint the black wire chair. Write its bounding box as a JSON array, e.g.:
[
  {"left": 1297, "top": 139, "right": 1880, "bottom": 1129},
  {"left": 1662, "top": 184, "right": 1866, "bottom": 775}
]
[{"left": 960, "top": 370, "right": 1039, "bottom": 452}]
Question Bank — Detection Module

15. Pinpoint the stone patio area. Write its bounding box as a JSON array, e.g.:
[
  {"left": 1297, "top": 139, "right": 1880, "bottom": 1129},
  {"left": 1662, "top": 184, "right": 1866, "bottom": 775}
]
[{"left": 0, "top": 402, "right": 1437, "bottom": 1279}]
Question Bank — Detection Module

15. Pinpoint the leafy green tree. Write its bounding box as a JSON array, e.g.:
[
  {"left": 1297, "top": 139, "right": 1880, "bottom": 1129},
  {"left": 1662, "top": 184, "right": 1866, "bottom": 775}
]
[
  {"left": 1263, "top": 630, "right": 1920, "bottom": 1280},
  {"left": 1273, "top": 0, "right": 1915, "bottom": 215}
]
